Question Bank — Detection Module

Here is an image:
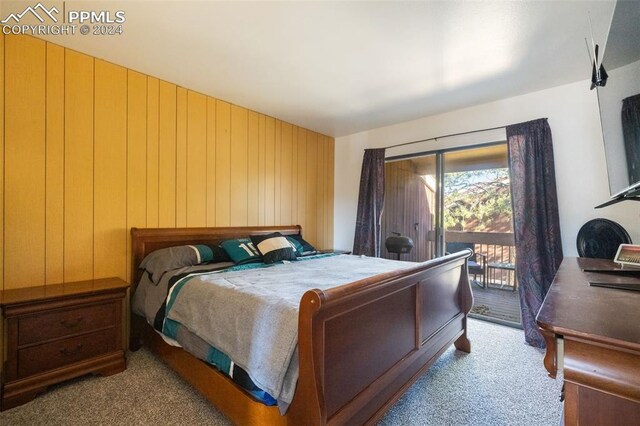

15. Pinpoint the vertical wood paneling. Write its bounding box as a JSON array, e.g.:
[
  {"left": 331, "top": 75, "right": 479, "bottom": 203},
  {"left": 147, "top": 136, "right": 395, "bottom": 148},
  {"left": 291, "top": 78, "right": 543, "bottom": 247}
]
[
  {"left": 0, "top": 32, "right": 4, "bottom": 290},
  {"left": 297, "top": 128, "right": 307, "bottom": 235},
  {"left": 2, "top": 35, "right": 335, "bottom": 289},
  {"left": 146, "top": 77, "right": 160, "bottom": 227},
  {"left": 175, "top": 87, "right": 187, "bottom": 227},
  {"left": 291, "top": 126, "right": 299, "bottom": 226},
  {"left": 230, "top": 105, "right": 248, "bottom": 226},
  {"left": 5, "top": 36, "right": 46, "bottom": 288},
  {"left": 64, "top": 50, "right": 94, "bottom": 283},
  {"left": 247, "top": 111, "right": 259, "bottom": 225},
  {"left": 215, "top": 100, "right": 231, "bottom": 226},
  {"left": 94, "top": 60, "right": 127, "bottom": 280},
  {"left": 280, "top": 123, "right": 293, "bottom": 226},
  {"left": 206, "top": 97, "right": 216, "bottom": 226},
  {"left": 45, "top": 43, "right": 65, "bottom": 284},
  {"left": 327, "top": 137, "right": 335, "bottom": 248},
  {"left": 317, "top": 135, "right": 326, "bottom": 249},
  {"left": 274, "top": 120, "right": 282, "bottom": 225},
  {"left": 265, "top": 117, "right": 276, "bottom": 225},
  {"left": 158, "top": 81, "right": 177, "bottom": 227},
  {"left": 126, "top": 71, "right": 147, "bottom": 282},
  {"left": 258, "top": 115, "right": 266, "bottom": 225},
  {"left": 382, "top": 162, "right": 396, "bottom": 259},
  {"left": 186, "top": 91, "right": 207, "bottom": 226},
  {"left": 306, "top": 132, "right": 318, "bottom": 246},
  {"left": 381, "top": 161, "right": 434, "bottom": 262}
]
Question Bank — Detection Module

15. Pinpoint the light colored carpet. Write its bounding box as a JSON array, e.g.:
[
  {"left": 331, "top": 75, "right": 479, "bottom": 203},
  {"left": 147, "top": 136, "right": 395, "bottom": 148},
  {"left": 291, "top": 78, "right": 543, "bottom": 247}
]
[
  {"left": 0, "top": 319, "right": 562, "bottom": 426},
  {"left": 378, "top": 319, "right": 563, "bottom": 426}
]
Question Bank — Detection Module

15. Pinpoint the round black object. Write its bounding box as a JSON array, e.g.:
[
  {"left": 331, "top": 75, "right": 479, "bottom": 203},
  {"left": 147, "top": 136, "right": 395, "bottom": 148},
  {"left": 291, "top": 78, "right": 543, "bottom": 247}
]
[
  {"left": 576, "top": 218, "right": 631, "bottom": 259},
  {"left": 385, "top": 233, "right": 414, "bottom": 254}
]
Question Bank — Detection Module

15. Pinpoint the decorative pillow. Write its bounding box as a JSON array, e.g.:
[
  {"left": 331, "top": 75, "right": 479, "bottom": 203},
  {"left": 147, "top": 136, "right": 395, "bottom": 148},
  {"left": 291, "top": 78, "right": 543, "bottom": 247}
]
[
  {"left": 285, "top": 236, "right": 304, "bottom": 256},
  {"left": 209, "top": 245, "right": 233, "bottom": 263},
  {"left": 251, "top": 233, "right": 297, "bottom": 264},
  {"left": 220, "top": 238, "right": 262, "bottom": 264},
  {"left": 140, "top": 244, "right": 227, "bottom": 284},
  {"left": 286, "top": 234, "right": 318, "bottom": 256}
]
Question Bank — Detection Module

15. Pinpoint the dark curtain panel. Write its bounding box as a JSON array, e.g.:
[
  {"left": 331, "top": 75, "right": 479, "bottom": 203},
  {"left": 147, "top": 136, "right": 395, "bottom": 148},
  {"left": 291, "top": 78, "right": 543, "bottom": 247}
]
[
  {"left": 507, "top": 119, "right": 563, "bottom": 348},
  {"left": 622, "top": 93, "right": 640, "bottom": 186},
  {"left": 353, "top": 148, "right": 386, "bottom": 257}
]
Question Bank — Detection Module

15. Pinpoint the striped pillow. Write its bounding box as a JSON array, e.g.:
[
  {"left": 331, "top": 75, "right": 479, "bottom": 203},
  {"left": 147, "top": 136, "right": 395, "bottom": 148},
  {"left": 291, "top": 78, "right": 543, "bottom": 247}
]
[
  {"left": 140, "top": 244, "right": 228, "bottom": 284},
  {"left": 251, "top": 233, "right": 297, "bottom": 264}
]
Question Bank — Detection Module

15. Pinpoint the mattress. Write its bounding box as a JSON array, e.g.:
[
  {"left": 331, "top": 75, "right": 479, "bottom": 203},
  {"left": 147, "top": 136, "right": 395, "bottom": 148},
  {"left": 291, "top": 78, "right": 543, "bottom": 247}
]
[{"left": 132, "top": 253, "right": 415, "bottom": 412}]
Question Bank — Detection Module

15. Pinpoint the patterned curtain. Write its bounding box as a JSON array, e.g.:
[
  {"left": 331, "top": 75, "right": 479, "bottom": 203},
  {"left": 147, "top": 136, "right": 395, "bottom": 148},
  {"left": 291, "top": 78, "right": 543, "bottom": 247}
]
[
  {"left": 353, "top": 148, "right": 386, "bottom": 257},
  {"left": 622, "top": 93, "right": 640, "bottom": 186},
  {"left": 507, "top": 119, "right": 563, "bottom": 348}
]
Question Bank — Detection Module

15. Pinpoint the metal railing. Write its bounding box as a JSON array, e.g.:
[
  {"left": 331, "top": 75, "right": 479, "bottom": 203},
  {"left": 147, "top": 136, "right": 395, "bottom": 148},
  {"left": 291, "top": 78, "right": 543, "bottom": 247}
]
[{"left": 445, "top": 231, "right": 517, "bottom": 290}]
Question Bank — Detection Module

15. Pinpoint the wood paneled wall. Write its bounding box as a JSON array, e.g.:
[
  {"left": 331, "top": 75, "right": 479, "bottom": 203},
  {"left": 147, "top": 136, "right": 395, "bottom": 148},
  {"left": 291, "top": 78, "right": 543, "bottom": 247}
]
[
  {"left": 381, "top": 161, "right": 435, "bottom": 262},
  {"left": 0, "top": 34, "right": 335, "bottom": 290}
]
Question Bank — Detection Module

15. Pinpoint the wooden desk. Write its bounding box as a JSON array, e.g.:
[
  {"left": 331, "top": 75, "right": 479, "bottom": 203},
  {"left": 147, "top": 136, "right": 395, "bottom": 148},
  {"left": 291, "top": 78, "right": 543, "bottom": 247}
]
[{"left": 536, "top": 257, "right": 640, "bottom": 426}]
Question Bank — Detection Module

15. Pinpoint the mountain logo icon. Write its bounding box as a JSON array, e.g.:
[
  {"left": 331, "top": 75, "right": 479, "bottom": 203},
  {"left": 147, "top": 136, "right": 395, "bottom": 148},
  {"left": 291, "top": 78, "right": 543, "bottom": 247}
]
[{"left": 1, "top": 3, "right": 59, "bottom": 24}]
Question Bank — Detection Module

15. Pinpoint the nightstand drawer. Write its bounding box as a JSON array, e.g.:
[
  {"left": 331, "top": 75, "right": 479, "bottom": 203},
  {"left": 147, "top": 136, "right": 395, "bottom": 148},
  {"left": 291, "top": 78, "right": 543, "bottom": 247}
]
[
  {"left": 17, "top": 328, "right": 117, "bottom": 378},
  {"left": 18, "top": 302, "right": 117, "bottom": 346},
  {"left": 1, "top": 277, "right": 128, "bottom": 411}
]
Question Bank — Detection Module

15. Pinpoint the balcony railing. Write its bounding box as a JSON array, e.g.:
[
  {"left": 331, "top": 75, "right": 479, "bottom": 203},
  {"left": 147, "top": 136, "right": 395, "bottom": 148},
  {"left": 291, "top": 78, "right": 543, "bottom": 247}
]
[
  {"left": 445, "top": 231, "right": 517, "bottom": 290},
  {"left": 382, "top": 229, "right": 517, "bottom": 290}
]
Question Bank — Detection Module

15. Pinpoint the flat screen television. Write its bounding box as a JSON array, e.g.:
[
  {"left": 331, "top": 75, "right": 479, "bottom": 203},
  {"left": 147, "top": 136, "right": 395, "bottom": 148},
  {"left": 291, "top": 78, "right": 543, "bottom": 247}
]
[{"left": 597, "top": 0, "right": 640, "bottom": 198}]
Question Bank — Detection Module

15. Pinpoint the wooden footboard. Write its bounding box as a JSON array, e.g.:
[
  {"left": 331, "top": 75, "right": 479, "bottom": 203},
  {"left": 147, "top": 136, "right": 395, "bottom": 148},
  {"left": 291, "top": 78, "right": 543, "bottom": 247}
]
[
  {"left": 130, "top": 227, "right": 473, "bottom": 426},
  {"left": 289, "top": 250, "right": 473, "bottom": 425}
]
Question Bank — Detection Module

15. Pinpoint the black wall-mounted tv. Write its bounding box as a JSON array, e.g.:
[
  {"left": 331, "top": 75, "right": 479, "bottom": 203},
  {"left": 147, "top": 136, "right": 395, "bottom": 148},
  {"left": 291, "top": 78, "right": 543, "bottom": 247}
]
[{"left": 597, "top": 0, "right": 640, "bottom": 198}]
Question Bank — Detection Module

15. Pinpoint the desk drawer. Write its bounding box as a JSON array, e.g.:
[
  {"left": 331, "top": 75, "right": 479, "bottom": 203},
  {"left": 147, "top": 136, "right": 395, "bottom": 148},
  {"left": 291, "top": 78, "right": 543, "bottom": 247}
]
[
  {"left": 17, "top": 328, "right": 116, "bottom": 378},
  {"left": 18, "top": 302, "right": 116, "bottom": 346}
]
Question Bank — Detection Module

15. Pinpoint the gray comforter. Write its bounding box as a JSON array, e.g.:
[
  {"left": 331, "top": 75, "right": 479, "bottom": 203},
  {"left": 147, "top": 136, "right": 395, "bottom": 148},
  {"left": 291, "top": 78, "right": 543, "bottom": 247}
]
[{"left": 164, "top": 254, "right": 414, "bottom": 410}]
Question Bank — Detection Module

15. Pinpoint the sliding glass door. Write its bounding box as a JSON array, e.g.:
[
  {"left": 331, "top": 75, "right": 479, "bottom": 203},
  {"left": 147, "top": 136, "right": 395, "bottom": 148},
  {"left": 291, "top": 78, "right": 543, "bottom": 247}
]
[{"left": 382, "top": 143, "right": 521, "bottom": 326}]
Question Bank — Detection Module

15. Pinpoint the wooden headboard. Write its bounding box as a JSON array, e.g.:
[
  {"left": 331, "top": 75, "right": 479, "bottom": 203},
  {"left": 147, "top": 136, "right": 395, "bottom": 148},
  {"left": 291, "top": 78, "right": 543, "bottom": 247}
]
[{"left": 130, "top": 225, "right": 302, "bottom": 287}]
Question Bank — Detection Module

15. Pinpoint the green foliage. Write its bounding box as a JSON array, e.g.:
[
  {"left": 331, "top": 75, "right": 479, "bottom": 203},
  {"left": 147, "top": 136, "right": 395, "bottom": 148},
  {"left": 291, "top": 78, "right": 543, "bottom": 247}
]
[{"left": 444, "top": 168, "right": 512, "bottom": 231}]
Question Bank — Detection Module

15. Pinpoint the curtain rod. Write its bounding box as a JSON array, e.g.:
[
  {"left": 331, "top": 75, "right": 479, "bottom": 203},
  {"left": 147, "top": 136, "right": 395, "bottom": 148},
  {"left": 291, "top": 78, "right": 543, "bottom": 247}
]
[{"left": 383, "top": 124, "right": 507, "bottom": 150}]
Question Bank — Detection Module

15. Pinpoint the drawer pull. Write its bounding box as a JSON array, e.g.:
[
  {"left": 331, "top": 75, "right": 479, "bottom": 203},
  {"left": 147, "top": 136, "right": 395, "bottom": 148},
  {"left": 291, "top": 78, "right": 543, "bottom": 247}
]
[
  {"left": 60, "top": 344, "right": 84, "bottom": 356},
  {"left": 60, "top": 317, "right": 84, "bottom": 328}
]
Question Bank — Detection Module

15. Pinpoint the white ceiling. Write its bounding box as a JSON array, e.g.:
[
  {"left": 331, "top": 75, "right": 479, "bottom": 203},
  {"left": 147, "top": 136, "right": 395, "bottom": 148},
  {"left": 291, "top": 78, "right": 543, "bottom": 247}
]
[{"left": 3, "top": 0, "right": 624, "bottom": 137}]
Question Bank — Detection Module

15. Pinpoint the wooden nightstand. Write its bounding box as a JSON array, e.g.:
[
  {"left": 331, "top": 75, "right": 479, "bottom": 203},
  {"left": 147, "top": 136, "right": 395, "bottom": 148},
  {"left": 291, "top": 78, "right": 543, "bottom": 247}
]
[{"left": 0, "top": 277, "right": 129, "bottom": 411}]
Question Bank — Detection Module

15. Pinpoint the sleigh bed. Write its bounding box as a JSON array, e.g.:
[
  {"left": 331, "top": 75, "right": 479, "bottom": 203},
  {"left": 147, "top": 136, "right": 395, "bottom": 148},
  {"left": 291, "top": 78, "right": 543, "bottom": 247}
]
[{"left": 129, "top": 225, "right": 473, "bottom": 425}]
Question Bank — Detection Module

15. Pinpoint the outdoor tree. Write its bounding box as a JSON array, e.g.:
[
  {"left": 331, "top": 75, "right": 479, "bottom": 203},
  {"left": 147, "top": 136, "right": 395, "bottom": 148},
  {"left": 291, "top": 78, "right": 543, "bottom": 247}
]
[{"left": 444, "top": 168, "right": 512, "bottom": 231}]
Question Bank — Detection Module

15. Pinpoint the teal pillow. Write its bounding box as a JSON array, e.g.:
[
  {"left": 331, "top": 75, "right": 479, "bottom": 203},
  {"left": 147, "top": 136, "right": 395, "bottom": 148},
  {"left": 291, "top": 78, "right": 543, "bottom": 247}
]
[
  {"left": 287, "top": 235, "right": 317, "bottom": 256},
  {"left": 221, "top": 238, "right": 262, "bottom": 264},
  {"left": 285, "top": 236, "right": 304, "bottom": 256}
]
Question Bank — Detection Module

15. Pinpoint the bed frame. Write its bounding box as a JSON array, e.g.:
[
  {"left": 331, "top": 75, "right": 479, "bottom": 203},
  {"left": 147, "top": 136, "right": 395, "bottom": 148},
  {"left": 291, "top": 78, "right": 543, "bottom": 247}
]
[{"left": 130, "top": 225, "right": 473, "bottom": 425}]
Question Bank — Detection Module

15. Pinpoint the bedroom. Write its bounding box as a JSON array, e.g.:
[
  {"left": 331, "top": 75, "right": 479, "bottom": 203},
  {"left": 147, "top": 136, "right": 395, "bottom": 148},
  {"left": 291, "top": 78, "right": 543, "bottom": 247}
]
[{"left": 0, "top": 1, "right": 639, "bottom": 425}]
